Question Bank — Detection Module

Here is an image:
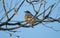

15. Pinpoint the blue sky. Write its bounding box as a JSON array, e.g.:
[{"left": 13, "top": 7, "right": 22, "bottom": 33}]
[{"left": 0, "top": 0, "right": 60, "bottom": 38}]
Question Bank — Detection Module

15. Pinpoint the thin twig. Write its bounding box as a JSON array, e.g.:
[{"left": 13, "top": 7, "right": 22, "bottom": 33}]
[
  {"left": 2, "top": 0, "right": 9, "bottom": 19},
  {"left": 42, "top": 23, "right": 60, "bottom": 31},
  {"left": 17, "top": 0, "right": 25, "bottom": 12},
  {"left": 37, "top": 3, "right": 56, "bottom": 17}
]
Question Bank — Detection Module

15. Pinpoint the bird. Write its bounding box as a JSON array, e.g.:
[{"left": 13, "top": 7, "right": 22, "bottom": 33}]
[{"left": 24, "top": 11, "right": 39, "bottom": 27}]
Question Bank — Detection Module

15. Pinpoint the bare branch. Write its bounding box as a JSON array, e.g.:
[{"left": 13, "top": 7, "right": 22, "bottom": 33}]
[
  {"left": 37, "top": 3, "right": 56, "bottom": 17},
  {"left": 2, "top": 0, "right": 9, "bottom": 19},
  {"left": 42, "top": 23, "right": 60, "bottom": 31},
  {"left": 17, "top": 0, "right": 25, "bottom": 12}
]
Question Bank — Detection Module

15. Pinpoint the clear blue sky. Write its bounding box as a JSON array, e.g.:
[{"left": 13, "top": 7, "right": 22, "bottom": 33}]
[{"left": 0, "top": 0, "right": 60, "bottom": 38}]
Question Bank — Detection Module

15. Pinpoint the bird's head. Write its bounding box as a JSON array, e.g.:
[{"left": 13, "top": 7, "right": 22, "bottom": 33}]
[{"left": 24, "top": 11, "right": 31, "bottom": 13}]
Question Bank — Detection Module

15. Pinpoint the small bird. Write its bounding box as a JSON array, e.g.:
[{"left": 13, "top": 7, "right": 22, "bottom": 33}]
[{"left": 24, "top": 11, "right": 39, "bottom": 27}]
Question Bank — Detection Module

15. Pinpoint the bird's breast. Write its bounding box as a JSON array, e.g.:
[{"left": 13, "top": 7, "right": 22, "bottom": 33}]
[{"left": 24, "top": 16, "right": 32, "bottom": 21}]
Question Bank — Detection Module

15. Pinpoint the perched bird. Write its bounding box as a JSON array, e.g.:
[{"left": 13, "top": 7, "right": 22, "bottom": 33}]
[{"left": 24, "top": 11, "right": 39, "bottom": 27}]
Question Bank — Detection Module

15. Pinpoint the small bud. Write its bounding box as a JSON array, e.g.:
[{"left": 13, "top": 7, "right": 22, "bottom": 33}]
[{"left": 14, "top": 10, "right": 17, "bottom": 15}]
